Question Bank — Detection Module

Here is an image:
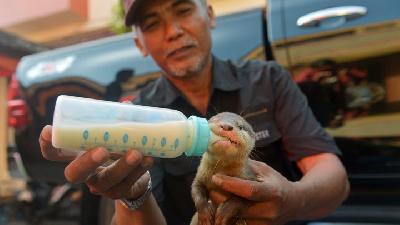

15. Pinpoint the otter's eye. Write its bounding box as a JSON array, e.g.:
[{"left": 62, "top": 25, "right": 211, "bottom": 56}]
[{"left": 238, "top": 125, "right": 244, "bottom": 130}]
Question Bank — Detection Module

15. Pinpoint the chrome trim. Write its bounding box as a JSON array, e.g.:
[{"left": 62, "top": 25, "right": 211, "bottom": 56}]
[{"left": 297, "top": 6, "right": 368, "bottom": 27}]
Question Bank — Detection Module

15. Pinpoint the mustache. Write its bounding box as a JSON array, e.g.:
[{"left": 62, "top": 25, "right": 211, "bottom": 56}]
[{"left": 166, "top": 39, "right": 198, "bottom": 56}]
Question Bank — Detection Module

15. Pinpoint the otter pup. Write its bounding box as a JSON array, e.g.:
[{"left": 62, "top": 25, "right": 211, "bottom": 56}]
[{"left": 191, "top": 112, "right": 257, "bottom": 225}]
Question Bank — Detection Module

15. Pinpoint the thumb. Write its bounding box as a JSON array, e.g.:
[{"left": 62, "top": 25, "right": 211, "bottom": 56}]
[
  {"left": 212, "top": 174, "right": 265, "bottom": 201},
  {"left": 248, "top": 159, "right": 275, "bottom": 175}
]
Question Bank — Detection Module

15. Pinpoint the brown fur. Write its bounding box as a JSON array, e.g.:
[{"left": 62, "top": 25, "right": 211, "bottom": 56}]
[{"left": 191, "top": 112, "right": 256, "bottom": 225}]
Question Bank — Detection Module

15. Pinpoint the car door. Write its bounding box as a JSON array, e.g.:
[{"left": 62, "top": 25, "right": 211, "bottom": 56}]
[{"left": 268, "top": 0, "right": 400, "bottom": 223}]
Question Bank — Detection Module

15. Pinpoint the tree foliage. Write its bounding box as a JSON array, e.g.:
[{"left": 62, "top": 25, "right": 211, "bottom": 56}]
[{"left": 110, "top": 0, "right": 132, "bottom": 34}]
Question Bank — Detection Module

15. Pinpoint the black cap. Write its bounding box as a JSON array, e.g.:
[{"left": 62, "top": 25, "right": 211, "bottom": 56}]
[{"left": 123, "top": 0, "right": 145, "bottom": 26}]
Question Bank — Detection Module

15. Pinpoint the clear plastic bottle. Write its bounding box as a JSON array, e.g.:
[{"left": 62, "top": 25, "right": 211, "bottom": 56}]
[{"left": 52, "top": 95, "right": 210, "bottom": 158}]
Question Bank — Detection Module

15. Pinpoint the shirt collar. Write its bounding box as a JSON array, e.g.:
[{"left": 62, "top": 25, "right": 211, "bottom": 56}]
[
  {"left": 211, "top": 56, "right": 242, "bottom": 91},
  {"left": 148, "top": 56, "right": 242, "bottom": 107}
]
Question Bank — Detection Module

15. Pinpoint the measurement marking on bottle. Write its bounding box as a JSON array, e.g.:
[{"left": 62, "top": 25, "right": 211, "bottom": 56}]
[
  {"left": 123, "top": 134, "right": 128, "bottom": 143},
  {"left": 104, "top": 132, "right": 110, "bottom": 141},
  {"left": 161, "top": 137, "right": 167, "bottom": 147},
  {"left": 142, "top": 136, "right": 148, "bottom": 146},
  {"left": 83, "top": 130, "right": 89, "bottom": 140},
  {"left": 174, "top": 139, "right": 179, "bottom": 150}
]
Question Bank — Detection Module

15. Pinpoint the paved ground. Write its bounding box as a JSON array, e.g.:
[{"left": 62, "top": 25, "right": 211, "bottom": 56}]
[
  {"left": 1, "top": 153, "right": 395, "bottom": 225},
  {"left": 7, "top": 221, "right": 78, "bottom": 225},
  {"left": 5, "top": 221, "right": 391, "bottom": 225},
  {"left": 0, "top": 202, "right": 79, "bottom": 225},
  {"left": 310, "top": 224, "right": 392, "bottom": 225},
  {"left": 0, "top": 155, "right": 80, "bottom": 225}
]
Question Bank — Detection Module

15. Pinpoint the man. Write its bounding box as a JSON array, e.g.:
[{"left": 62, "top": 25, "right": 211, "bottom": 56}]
[{"left": 39, "top": 0, "right": 350, "bottom": 225}]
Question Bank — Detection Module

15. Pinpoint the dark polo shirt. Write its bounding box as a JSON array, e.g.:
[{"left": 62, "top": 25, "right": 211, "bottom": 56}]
[{"left": 133, "top": 56, "right": 340, "bottom": 225}]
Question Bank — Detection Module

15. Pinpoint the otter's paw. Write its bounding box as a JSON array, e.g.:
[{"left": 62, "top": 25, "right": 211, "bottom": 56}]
[
  {"left": 197, "top": 204, "right": 215, "bottom": 225},
  {"left": 215, "top": 200, "right": 242, "bottom": 225}
]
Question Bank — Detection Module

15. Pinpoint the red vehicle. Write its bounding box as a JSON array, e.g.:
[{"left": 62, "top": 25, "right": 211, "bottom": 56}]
[{"left": 8, "top": 73, "right": 29, "bottom": 129}]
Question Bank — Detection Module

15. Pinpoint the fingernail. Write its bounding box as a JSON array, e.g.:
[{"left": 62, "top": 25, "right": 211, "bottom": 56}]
[
  {"left": 212, "top": 175, "right": 223, "bottom": 185},
  {"left": 126, "top": 150, "right": 141, "bottom": 165},
  {"left": 40, "top": 125, "right": 52, "bottom": 142},
  {"left": 92, "top": 148, "right": 108, "bottom": 163}
]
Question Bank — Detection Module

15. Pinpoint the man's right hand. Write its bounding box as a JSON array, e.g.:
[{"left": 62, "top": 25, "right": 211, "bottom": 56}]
[{"left": 39, "top": 125, "right": 154, "bottom": 200}]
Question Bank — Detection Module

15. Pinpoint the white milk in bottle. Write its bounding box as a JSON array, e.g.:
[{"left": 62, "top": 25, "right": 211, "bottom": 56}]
[{"left": 52, "top": 96, "right": 210, "bottom": 158}]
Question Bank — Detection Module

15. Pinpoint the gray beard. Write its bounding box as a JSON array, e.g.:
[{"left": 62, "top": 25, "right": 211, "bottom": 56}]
[{"left": 167, "top": 53, "right": 208, "bottom": 78}]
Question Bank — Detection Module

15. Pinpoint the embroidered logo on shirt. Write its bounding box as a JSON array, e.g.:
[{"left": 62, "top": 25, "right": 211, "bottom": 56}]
[{"left": 255, "top": 129, "right": 270, "bottom": 141}]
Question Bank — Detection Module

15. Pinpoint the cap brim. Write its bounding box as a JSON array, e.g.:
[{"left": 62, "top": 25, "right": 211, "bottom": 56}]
[{"left": 125, "top": 0, "right": 145, "bottom": 26}]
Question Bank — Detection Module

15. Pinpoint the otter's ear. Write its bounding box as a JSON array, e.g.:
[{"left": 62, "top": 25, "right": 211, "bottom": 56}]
[
  {"left": 134, "top": 35, "right": 149, "bottom": 57},
  {"left": 207, "top": 5, "right": 216, "bottom": 28}
]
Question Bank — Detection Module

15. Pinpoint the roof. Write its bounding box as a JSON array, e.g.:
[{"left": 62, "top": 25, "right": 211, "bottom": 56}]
[{"left": 0, "top": 30, "right": 48, "bottom": 58}]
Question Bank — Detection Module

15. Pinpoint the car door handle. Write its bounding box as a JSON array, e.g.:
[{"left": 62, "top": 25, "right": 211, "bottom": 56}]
[{"left": 297, "top": 6, "right": 368, "bottom": 27}]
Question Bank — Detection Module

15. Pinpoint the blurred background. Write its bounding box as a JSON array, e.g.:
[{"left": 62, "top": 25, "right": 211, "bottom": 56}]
[
  {"left": 1, "top": 0, "right": 400, "bottom": 225},
  {"left": 1, "top": 1, "right": 265, "bottom": 224}
]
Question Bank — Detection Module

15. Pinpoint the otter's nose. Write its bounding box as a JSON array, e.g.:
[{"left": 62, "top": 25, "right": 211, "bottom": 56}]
[{"left": 220, "top": 123, "right": 233, "bottom": 131}]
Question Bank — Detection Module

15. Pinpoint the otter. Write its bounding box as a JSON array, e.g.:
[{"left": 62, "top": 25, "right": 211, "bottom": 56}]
[{"left": 191, "top": 112, "right": 257, "bottom": 225}]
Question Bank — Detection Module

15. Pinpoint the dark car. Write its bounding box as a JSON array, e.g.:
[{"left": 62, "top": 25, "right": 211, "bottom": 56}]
[
  {"left": 14, "top": 8, "right": 264, "bottom": 182},
  {"left": 10, "top": 0, "right": 400, "bottom": 224},
  {"left": 11, "top": 9, "right": 266, "bottom": 224},
  {"left": 269, "top": 0, "right": 400, "bottom": 223}
]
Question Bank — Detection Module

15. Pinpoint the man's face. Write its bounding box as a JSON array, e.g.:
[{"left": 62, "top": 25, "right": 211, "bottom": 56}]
[{"left": 133, "top": 0, "right": 216, "bottom": 78}]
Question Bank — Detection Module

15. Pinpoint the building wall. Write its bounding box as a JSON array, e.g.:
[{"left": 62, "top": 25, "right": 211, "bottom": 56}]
[
  {"left": 0, "top": 0, "right": 69, "bottom": 27},
  {"left": 0, "top": 0, "right": 266, "bottom": 45},
  {"left": 87, "top": 0, "right": 119, "bottom": 29}
]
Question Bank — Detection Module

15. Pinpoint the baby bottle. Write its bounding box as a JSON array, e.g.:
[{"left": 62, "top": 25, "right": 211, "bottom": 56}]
[{"left": 51, "top": 95, "right": 210, "bottom": 158}]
